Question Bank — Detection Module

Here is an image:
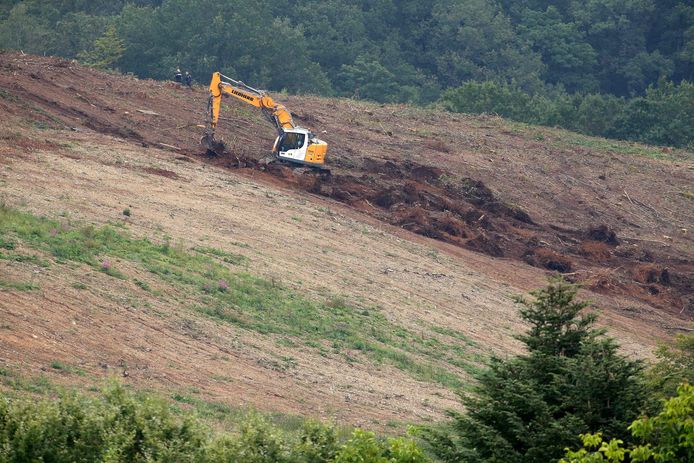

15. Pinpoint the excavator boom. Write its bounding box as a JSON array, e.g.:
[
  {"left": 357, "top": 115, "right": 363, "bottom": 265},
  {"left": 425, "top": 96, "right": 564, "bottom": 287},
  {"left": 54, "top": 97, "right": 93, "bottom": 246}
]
[{"left": 208, "top": 72, "right": 295, "bottom": 134}]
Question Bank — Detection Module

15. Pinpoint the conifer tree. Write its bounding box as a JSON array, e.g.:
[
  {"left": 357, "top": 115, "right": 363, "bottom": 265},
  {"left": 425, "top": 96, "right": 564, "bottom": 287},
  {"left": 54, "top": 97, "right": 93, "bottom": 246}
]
[
  {"left": 77, "top": 25, "right": 125, "bottom": 70},
  {"left": 423, "top": 280, "right": 646, "bottom": 463}
]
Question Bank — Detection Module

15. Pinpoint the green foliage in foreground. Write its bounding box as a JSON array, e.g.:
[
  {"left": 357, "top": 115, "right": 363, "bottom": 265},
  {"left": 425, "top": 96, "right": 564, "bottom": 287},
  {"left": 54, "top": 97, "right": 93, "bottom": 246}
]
[
  {"left": 440, "top": 80, "right": 694, "bottom": 149},
  {"left": 0, "top": 205, "right": 478, "bottom": 388},
  {"left": 560, "top": 383, "right": 694, "bottom": 463},
  {"left": 0, "top": 383, "right": 428, "bottom": 463},
  {"left": 648, "top": 331, "right": 694, "bottom": 401},
  {"left": 421, "top": 280, "right": 647, "bottom": 463}
]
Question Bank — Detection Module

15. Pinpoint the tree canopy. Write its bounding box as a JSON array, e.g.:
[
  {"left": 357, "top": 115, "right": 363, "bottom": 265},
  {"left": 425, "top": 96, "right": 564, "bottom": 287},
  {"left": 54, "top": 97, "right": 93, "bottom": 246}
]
[
  {"left": 0, "top": 1, "right": 692, "bottom": 147},
  {"left": 1, "top": 0, "right": 691, "bottom": 99}
]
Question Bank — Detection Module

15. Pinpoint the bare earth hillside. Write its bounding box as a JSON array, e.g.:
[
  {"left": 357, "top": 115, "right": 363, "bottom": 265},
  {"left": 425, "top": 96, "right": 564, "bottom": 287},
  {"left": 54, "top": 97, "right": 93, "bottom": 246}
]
[{"left": 0, "top": 52, "right": 692, "bottom": 428}]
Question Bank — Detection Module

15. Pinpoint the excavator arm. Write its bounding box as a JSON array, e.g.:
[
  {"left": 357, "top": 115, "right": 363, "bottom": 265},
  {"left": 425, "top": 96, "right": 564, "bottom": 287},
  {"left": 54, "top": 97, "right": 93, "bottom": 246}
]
[{"left": 207, "top": 72, "right": 294, "bottom": 135}]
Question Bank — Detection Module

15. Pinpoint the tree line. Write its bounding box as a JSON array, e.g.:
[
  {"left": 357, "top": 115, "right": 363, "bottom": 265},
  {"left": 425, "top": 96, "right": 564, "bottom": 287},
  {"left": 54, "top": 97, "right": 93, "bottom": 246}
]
[{"left": 0, "top": 1, "right": 692, "bottom": 147}]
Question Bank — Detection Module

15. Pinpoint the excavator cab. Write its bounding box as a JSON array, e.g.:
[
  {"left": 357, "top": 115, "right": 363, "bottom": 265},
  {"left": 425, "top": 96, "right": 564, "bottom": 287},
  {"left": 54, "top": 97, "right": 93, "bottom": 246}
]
[
  {"left": 277, "top": 131, "right": 305, "bottom": 152},
  {"left": 274, "top": 128, "right": 327, "bottom": 166}
]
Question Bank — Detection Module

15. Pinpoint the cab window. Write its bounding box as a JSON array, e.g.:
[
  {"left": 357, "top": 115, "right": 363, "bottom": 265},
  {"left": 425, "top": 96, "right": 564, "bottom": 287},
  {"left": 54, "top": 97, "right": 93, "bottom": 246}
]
[{"left": 279, "top": 132, "right": 305, "bottom": 151}]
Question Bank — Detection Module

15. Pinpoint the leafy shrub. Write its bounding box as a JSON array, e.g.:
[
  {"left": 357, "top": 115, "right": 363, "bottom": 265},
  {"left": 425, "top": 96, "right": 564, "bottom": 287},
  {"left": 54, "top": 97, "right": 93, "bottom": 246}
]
[
  {"left": 561, "top": 383, "right": 694, "bottom": 463},
  {"left": 0, "top": 383, "right": 429, "bottom": 463},
  {"left": 292, "top": 420, "right": 339, "bottom": 463},
  {"left": 0, "top": 382, "right": 207, "bottom": 462},
  {"left": 612, "top": 80, "right": 694, "bottom": 148},
  {"left": 648, "top": 330, "right": 694, "bottom": 401},
  {"left": 207, "top": 413, "right": 290, "bottom": 463},
  {"left": 335, "top": 429, "right": 427, "bottom": 463}
]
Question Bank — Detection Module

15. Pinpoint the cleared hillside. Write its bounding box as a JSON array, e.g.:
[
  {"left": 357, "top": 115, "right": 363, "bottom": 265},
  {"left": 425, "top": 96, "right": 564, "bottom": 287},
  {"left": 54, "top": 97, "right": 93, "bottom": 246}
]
[{"left": 0, "top": 52, "right": 692, "bottom": 428}]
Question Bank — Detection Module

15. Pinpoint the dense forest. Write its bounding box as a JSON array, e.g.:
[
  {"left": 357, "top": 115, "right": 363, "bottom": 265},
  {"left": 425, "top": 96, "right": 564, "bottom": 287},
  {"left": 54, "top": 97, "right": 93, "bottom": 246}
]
[{"left": 0, "top": 1, "right": 692, "bottom": 147}]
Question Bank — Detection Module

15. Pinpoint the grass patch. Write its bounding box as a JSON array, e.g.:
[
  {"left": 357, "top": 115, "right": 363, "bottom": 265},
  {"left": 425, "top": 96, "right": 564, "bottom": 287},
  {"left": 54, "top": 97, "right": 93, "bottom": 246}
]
[
  {"left": 99, "top": 263, "right": 126, "bottom": 279},
  {"left": 194, "top": 246, "right": 248, "bottom": 265},
  {"left": 0, "top": 251, "right": 51, "bottom": 267},
  {"left": 504, "top": 120, "right": 690, "bottom": 160},
  {"left": 431, "top": 325, "right": 479, "bottom": 347},
  {"left": 0, "top": 368, "right": 54, "bottom": 395},
  {"left": 276, "top": 337, "right": 298, "bottom": 348},
  {"left": 30, "top": 105, "right": 66, "bottom": 128},
  {"left": 50, "top": 360, "right": 86, "bottom": 376},
  {"left": 0, "top": 88, "right": 17, "bottom": 102},
  {"left": 196, "top": 292, "right": 467, "bottom": 388},
  {"left": 170, "top": 391, "right": 351, "bottom": 437},
  {"left": 0, "top": 278, "right": 38, "bottom": 291},
  {"left": 0, "top": 205, "right": 476, "bottom": 389},
  {"left": 0, "top": 236, "right": 16, "bottom": 249},
  {"left": 553, "top": 132, "right": 670, "bottom": 159},
  {"left": 133, "top": 278, "right": 152, "bottom": 292}
]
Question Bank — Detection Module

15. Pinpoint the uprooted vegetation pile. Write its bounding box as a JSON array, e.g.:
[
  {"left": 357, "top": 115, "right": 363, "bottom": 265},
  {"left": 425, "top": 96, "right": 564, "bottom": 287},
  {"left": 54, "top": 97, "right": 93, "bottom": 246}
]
[{"left": 0, "top": 51, "right": 692, "bottom": 318}]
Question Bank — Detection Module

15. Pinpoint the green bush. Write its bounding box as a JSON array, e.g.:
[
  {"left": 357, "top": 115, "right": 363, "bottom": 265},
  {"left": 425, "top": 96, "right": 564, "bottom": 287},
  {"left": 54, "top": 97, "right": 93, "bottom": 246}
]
[
  {"left": 561, "top": 383, "right": 694, "bottom": 463},
  {"left": 293, "top": 420, "right": 339, "bottom": 463},
  {"left": 335, "top": 429, "right": 427, "bottom": 463},
  {"left": 612, "top": 80, "right": 694, "bottom": 148},
  {"left": 648, "top": 331, "right": 694, "bottom": 401},
  {"left": 0, "top": 383, "right": 207, "bottom": 462},
  {"left": 0, "top": 383, "right": 429, "bottom": 463}
]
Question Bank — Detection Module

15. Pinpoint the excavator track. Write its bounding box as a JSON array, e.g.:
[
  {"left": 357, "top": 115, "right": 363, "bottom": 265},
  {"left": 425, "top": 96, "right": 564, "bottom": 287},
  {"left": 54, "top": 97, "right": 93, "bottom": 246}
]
[{"left": 263, "top": 155, "right": 331, "bottom": 179}]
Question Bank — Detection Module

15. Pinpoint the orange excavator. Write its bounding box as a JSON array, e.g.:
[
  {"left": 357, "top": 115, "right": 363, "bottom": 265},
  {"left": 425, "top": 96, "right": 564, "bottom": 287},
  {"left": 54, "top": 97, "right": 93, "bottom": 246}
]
[{"left": 201, "top": 72, "right": 328, "bottom": 168}]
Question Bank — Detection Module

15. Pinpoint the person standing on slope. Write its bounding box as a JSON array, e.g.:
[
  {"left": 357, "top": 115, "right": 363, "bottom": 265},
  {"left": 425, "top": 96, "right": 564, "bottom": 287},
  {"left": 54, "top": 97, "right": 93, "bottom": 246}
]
[
  {"left": 174, "top": 68, "right": 182, "bottom": 83},
  {"left": 185, "top": 71, "right": 192, "bottom": 88}
]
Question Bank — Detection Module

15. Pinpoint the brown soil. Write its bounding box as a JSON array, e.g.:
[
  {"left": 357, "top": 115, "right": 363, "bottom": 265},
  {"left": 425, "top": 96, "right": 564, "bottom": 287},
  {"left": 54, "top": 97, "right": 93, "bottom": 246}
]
[
  {"left": 1, "top": 52, "right": 693, "bottom": 426},
  {"left": 3, "top": 52, "right": 690, "bottom": 317}
]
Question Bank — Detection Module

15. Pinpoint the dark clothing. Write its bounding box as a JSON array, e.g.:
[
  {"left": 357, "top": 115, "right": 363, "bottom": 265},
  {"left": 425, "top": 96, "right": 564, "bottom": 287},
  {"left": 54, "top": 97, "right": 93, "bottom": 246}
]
[
  {"left": 185, "top": 74, "right": 192, "bottom": 87},
  {"left": 174, "top": 72, "right": 182, "bottom": 83}
]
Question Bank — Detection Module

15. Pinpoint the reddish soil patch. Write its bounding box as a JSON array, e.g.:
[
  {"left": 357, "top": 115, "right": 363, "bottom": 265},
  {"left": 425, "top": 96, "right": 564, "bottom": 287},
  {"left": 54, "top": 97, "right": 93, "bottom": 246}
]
[
  {"left": 141, "top": 166, "right": 179, "bottom": 179},
  {"left": 579, "top": 241, "right": 613, "bottom": 261}
]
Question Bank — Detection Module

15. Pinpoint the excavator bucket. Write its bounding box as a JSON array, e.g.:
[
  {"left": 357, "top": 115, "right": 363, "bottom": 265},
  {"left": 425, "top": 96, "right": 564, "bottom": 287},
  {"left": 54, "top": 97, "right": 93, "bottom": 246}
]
[{"left": 201, "top": 131, "right": 226, "bottom": 156}]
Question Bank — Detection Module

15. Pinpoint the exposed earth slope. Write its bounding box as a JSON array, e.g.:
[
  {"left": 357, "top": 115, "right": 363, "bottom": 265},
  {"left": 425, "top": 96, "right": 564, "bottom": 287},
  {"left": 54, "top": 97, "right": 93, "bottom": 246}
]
[{"left": 0, "top": 52, "right": 692, "bottom": 427}]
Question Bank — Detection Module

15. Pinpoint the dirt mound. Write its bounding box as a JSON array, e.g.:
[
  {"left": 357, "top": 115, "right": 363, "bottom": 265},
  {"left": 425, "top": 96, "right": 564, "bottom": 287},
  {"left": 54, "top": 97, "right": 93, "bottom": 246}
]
[
  {"left": 587, "top": 225, "right": 619, "bottom": 245},
  {"left": 579, "top": 240, "right": 613, "bottom": 261},
  {"left": 523, "top": 247, "right": 574, "bottom": 273},
  {"left": 0, "top": 51, "right": 692, "bottom": 318},
  {"left": 632, "top": 264, "right": 670, "bottom": 285}
]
